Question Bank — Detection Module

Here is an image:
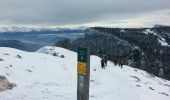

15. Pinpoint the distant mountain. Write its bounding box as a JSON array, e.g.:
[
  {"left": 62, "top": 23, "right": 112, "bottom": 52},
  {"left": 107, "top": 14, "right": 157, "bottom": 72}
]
[
  {"left": 0, "top": 26, "right": 87, "bottom": 51},
  {"left": 70, "top": 25, "right": 170, "bottom": 80},
  {"left": 0, "top": 26, "right": 87, "bottom": 33},
  {"left": 0, "top": 40, "right": 42, "bottom": 51},
  {"left": 153, "top": 24, "right": 170, "bottom": 28}
]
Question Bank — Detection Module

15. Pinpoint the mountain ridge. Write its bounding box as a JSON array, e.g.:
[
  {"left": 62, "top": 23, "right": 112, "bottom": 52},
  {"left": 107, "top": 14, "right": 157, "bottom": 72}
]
[
  {"left": 70, "top": 25, "right": 170, "bottom": 80},
  {"left": 0, "top": 26, "right": 87, "bottom": 32}
]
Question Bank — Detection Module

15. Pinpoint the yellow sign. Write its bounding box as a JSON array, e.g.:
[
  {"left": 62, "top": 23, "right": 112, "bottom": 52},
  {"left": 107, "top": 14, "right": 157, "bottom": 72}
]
[{"left": 77, "top": 62, "right": 87, "bottom": 75}]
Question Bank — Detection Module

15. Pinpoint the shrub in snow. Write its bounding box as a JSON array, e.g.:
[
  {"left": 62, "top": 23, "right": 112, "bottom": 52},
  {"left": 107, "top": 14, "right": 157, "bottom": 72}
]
[
  {"left": 0, "top": 58, "right": 4, "bottom": 61},
  {"left": 16, "top": 55, "right": 22, "bottom": 59},
  {"left": 53, "top": 53, "right": 58, "bottom": 56}
]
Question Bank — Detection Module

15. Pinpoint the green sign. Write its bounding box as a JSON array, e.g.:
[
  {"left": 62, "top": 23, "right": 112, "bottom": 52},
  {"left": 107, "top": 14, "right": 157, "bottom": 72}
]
[{"left": 78, "top": 47, "right": 87, "bottom": 63}]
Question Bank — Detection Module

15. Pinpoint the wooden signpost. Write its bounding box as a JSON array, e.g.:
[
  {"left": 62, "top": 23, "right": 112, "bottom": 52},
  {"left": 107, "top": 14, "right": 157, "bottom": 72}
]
[{"left": 77, "top": 47, "right": 90, "bottom": 100}]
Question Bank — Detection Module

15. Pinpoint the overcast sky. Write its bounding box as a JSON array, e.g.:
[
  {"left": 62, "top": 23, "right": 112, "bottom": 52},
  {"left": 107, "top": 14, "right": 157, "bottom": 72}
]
[{"left": 0, "top": 0, "right": 170, "bottom": 27}]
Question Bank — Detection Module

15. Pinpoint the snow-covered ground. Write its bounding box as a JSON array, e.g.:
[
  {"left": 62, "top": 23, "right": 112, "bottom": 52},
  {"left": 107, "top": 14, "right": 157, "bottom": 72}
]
[
  {"left": 158, "top": 37, "right": 170, "bottom": 47},
  {"left": 0, "top": 46, "right": 170, "bottom": 100},
  {"left": 143, "top": 29, "right": 157, "bottom": 36},
  {"left": 143, "top": 29, "right": 170, "bottom": 47}
]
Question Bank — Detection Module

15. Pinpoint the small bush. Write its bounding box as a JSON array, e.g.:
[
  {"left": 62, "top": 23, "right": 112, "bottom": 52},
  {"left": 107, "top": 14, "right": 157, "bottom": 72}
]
[{"left": 53, "top": 53, "right": 58, "bottom": 56}]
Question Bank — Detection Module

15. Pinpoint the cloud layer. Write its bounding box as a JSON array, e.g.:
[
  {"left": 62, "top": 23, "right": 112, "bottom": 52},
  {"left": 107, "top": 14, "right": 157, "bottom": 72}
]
[{"left": 0, "top": 0, "right": 170, "bottom": 27}]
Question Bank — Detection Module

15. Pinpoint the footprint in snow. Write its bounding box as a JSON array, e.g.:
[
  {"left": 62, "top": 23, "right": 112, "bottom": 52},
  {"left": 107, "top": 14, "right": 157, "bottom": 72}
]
[
  {"left": 53, "top": 94, "right": 63, "bottom": 97},
  {"left": 26, "top": 69, "right": 32, "bottom": 72},
  {"left": 91, "top": 80, "right": 95, "bottom": 83},
  {"left": 144, "top": 82, "right": 152, "bottom": 85},
  {"left": 15, "top": 54, "right": 22, "bottom": 59},
  {"left": 136, "top": 85, "right": 141, "bottom": 87},
  {"left": 3, "top": 53, "right": 9, "bottom": 56},
  {"left": 90, "top": 95, "right": 96, "bottom": 98},
  {"left": 149, "top": 87, "right": 154, "bottom": 90},
  {"left": 6, "top": 74, "right": 10, "bottom": 76},
  {"left": 134, "top": 69, "right": 138, "bottom": 72},
  {"left": 159, "top": 92, "right": 169, "bottom": 96},
  {"left": 130, "top": 76, "right": 141, "bottom": 82}
]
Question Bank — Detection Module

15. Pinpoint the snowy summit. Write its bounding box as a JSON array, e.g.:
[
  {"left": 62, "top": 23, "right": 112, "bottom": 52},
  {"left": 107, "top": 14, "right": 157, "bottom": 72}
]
[{"left": 0, "top": 46, "right": 170, "bottom": 100}]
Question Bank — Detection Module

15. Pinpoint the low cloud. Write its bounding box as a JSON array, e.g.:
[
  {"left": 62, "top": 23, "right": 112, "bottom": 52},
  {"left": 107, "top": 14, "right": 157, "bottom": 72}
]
[{"left": 0, "top": 0, "right": 170, "bottom": 27}]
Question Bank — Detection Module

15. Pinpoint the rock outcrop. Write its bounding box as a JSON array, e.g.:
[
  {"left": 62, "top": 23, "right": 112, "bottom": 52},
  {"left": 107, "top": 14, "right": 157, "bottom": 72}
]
[{"left": 0, "top": 75, "right": 16, "bottom": 91}]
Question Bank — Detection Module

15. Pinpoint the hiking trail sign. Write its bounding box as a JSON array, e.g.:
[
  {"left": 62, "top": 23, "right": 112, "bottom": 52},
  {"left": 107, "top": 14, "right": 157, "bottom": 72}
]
[{"left": 77, "top": 47, "right": 90, "bottom": 100}]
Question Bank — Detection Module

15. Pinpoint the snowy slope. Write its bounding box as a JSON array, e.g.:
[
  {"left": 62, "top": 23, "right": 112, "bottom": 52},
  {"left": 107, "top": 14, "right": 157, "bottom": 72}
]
[{"left": 0, "top": 46, "right": 170, "bottom": 100}]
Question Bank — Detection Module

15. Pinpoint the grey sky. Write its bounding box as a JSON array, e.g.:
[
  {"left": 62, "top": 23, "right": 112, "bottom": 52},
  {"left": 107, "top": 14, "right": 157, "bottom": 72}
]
[{"left": 0, "top": 0, "right": 170, "bottom": 27}]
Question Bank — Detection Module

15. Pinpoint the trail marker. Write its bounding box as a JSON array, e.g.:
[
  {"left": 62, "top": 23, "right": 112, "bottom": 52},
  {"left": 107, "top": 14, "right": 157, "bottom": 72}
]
[{"left": 77, "top": 47, "right": 90, "bottom": 100}]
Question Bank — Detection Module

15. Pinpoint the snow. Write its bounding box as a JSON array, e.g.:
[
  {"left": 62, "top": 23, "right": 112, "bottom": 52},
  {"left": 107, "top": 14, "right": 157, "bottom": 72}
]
[
  {"left": 143, "top": 29, "right": 170, "bottom": 47},
  {"left": 0, "top": 46, "right": 170, "bottom": 100},
  {"left": 0, "top": 26, "right": 87, "bottom": 32},
  {"left": 158, "top": 37, "right": 170, "bottom": 47},
  {"left": 143, "top": 29, "right": 157, "bottom": 36},
  {"left": 120, "top": 29, "right": 125, "bottom": 33}
]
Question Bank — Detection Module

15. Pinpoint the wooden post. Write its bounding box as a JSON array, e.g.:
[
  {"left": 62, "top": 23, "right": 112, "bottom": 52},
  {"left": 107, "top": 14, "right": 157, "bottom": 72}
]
[{"left": 77, "top": 47, "right": 90, "bottom": 100}]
